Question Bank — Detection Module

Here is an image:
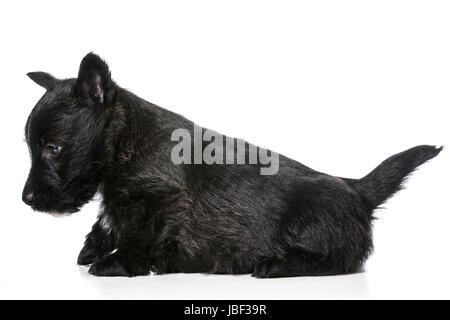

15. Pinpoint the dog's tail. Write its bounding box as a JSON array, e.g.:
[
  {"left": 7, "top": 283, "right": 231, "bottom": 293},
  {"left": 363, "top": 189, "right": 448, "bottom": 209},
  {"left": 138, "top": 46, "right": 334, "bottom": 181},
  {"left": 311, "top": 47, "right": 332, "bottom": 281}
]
[{"left": 346, "top": 145, "right": 442, "bottom": 209}]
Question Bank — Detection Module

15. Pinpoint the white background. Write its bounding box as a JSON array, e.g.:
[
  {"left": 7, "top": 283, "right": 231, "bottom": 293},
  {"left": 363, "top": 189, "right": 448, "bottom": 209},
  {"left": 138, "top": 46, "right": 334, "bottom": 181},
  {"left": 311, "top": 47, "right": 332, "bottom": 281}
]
[{"left": 0, "top": 0, "right": 448, "bottom": 299}]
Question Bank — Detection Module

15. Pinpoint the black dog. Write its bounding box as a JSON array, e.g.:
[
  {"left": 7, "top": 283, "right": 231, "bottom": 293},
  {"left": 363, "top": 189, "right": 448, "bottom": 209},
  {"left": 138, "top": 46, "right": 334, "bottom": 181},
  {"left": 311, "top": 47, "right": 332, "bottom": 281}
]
[{"left": 22, "top": 53, "right": 442, "bottom": 277}]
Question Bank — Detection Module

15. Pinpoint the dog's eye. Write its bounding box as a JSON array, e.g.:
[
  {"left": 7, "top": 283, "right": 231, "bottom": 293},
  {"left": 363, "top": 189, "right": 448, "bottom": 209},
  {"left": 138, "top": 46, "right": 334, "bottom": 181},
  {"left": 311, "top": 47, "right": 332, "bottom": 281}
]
[{"left": 46, "top": 144, "right": 61, "bottom": 155}]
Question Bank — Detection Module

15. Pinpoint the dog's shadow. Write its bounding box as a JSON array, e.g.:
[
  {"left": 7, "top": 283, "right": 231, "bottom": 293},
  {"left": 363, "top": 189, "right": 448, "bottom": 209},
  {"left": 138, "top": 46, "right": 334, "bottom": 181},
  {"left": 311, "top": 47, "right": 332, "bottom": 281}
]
[{"left": 77, "top": 266, "right": 369, "bottom": 299}]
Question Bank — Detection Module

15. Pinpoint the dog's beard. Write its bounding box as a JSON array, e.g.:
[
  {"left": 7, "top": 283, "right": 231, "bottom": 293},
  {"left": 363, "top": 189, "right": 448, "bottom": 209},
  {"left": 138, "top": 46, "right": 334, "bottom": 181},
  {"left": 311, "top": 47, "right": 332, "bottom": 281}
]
[
  {"left": 30, "top": 202, "right": 81, "bottom": 216},
  {"left": 48, "top": 210, "right": 71, "bottom": 217}
]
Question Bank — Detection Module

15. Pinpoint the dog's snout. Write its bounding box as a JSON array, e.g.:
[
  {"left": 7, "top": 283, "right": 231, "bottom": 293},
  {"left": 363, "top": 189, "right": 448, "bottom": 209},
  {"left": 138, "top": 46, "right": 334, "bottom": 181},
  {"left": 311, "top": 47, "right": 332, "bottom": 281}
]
[{"left": 22, "top": 190, "right": 34, "bottom": 206}]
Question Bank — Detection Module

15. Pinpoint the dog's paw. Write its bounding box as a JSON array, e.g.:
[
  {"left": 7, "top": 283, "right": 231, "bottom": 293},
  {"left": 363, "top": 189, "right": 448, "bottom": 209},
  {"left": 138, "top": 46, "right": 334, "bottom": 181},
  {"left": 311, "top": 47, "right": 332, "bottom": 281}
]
[
  {"left": 88, "top": 251, "right": 150, "bottom": 277},
  {"left": 77, "top": 244, "right": 103, "bottom": 266},
  {"left": 88, "top": 254, "right": 128, "bottom": 277}
]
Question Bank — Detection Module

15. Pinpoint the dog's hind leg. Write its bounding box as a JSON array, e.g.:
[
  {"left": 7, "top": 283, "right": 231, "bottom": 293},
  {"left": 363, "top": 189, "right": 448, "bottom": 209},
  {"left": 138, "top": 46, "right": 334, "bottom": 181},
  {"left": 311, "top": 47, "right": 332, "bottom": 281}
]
[
  {"left": 252, "top": 251, "right": 359, "bottom": 278},
  {"left": 252, "top": 176, "right": 373, "bottom": 278},
  {"left": 77, "top": 217, "right": 115, "bottom": 266}
]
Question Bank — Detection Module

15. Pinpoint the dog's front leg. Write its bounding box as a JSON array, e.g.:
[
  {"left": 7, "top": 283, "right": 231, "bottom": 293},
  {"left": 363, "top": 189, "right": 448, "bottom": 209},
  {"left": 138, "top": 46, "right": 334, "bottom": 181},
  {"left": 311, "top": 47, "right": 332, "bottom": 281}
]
[
  {"left": 77, "top": 217, "right": 115, "bottom": 266},
  {"left": 85, "top": 176, "right": 183, "bottom": 277}
]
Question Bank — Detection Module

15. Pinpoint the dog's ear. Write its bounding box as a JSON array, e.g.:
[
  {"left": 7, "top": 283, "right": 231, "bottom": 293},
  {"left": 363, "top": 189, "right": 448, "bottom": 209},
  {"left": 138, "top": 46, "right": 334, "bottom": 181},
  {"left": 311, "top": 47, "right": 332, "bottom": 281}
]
[
  {"left": 27, "top": 72, "right": 58, "bottom": 90},
  {"left": 75, "top": 52, "right": 115, "bottom": 106}
]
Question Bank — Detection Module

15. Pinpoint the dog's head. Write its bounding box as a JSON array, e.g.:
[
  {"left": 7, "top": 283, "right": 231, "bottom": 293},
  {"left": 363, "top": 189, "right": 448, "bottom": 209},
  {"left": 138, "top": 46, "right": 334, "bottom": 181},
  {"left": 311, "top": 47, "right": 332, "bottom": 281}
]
[{"left": 22, "top": 53, "right": 116, "bottom": 214}]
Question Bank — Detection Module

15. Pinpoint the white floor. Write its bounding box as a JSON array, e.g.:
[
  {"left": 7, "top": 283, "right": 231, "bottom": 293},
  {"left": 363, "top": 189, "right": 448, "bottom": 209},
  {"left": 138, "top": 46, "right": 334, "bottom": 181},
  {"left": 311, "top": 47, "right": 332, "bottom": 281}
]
[{"left": 0, "top": 249, "right": 448, "bottom": 299}]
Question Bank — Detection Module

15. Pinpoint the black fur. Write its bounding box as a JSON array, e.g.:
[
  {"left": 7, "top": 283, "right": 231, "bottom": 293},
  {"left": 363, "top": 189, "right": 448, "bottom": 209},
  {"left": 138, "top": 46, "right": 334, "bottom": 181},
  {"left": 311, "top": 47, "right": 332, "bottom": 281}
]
[{"left": 22, "top": 53, "right": 442, "bottom": 277}]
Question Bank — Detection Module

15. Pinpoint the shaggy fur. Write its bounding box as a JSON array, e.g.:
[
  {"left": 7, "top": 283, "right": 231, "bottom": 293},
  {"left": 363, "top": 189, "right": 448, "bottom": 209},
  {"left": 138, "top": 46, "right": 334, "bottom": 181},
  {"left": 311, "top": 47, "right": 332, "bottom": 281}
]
[{"left": 22, "top": 53, "right": 442, "bottom": 277}]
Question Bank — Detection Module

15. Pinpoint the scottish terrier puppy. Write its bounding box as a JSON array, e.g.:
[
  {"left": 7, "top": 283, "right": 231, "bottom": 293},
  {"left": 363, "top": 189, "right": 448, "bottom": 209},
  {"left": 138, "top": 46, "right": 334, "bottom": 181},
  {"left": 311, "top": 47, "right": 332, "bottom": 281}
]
[{"left": 22, "top": 53, "right": 441, "bottom": 277}]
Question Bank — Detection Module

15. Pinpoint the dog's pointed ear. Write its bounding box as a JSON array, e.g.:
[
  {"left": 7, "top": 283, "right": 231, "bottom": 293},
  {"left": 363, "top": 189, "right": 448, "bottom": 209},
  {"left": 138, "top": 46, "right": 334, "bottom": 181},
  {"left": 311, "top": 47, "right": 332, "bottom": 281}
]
[
  {"left": 27, "top": 72, "right": 58, "bottom": 90},
  {"left": 75, "top": 52, "right": 115, "bottom": 106}
]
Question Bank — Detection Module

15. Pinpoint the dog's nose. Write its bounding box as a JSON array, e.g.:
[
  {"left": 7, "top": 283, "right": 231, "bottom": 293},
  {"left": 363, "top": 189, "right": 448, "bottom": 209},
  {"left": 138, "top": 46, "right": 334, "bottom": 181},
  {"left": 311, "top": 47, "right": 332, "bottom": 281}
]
[{"left": 22, "top": 191, "right": 34, "bottom": 205}]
